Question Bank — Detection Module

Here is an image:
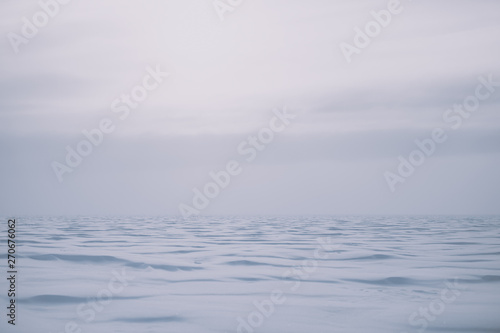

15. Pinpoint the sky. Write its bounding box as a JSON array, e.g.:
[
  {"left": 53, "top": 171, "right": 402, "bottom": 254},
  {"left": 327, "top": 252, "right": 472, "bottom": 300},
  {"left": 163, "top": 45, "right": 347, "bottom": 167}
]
[{"left": 1, "top": 0, "right": 499, "bottom": 216}]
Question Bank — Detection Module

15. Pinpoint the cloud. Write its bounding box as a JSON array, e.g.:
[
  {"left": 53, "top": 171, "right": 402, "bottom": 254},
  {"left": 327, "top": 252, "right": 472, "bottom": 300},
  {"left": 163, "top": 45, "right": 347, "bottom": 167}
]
[{"left": 0, "top": 0, "right": 499, "bottom": 215}]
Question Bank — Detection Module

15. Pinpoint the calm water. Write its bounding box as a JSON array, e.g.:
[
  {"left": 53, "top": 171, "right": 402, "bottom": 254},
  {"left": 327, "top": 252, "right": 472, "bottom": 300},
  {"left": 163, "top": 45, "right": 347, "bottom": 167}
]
[{"left": 1, "top": 216, "right": 500, "bottom": 333}]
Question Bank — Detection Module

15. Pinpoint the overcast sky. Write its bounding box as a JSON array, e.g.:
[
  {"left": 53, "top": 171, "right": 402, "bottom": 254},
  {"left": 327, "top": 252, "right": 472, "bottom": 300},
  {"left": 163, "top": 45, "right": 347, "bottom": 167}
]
[{"left": 1, "top": 0, "right": 499, "bottom": 216}]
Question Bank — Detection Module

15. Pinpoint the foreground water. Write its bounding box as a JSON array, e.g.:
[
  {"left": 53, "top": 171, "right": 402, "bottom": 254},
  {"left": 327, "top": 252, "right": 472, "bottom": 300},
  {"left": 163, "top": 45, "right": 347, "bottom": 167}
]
[{"left": 1, "top": 216, "right": 499, "bottom": 333}]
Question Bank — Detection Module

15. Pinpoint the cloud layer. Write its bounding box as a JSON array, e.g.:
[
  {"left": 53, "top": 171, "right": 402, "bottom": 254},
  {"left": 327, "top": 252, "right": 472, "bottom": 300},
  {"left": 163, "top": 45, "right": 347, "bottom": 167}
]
[{"left": 1, "top": 0, "right": 499, "bottom": 215}]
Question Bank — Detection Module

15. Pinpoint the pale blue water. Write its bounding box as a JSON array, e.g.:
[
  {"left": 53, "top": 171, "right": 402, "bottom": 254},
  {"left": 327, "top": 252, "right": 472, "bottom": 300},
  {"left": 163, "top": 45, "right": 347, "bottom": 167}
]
[{"left": 1, "top": 216, "right": 499, "bottom": 333}]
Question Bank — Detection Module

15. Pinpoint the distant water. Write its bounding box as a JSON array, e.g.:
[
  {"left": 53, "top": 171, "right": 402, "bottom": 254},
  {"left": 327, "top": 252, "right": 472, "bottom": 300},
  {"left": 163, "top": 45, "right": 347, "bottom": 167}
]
[{"left": 1, "top": 216, "right": 499, "bottom": 333}]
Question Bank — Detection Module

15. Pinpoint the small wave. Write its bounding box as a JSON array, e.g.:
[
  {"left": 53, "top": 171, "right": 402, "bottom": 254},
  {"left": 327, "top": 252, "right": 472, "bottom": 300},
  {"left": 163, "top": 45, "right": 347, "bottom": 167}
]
[
  {"left": 343, "top": 276, "right": 416, "bottom": 286},
  {"left": 20, "top": 294, "right": 148, "bottom": 305},
  {"left": 125, "top": 262, "right": 204, "bottom": 272},
  {"left": 481, "top": 275, "right": 500, "bottom": 282},
  {"left": 111, "top": 316, "right": 185, "bottom": 323},
  {"left": 28, "top": 254, "right": 203, "bottom": 272},
  {"left": 28, "top": 254, "right": 128, "bottom": 264},
  {"left": 340, "top": 254, "right": 395, "bottom": 261},
  {"left": 225, "top": 260, "right": 287, "bottom": 267},
  {"left": 21, "top": 295, "right": 85, "bottom": 304}
]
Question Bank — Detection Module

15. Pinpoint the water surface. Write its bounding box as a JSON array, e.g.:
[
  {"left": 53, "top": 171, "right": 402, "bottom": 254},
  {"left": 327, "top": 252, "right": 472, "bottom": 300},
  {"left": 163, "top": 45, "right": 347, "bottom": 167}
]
[{"left": 1, "top": 216, "right": 499, "bottom": 333}]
